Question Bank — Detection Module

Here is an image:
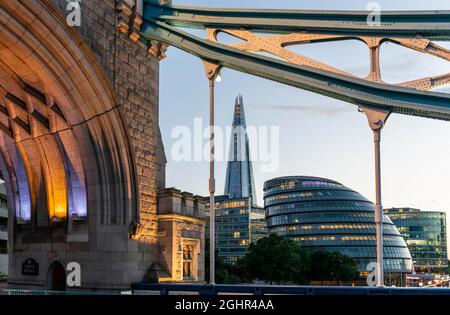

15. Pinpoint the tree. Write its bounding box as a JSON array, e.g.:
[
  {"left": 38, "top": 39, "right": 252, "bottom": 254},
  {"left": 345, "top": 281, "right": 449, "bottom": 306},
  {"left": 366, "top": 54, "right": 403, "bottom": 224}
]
[
  {"left": 204, "top": 237, "right": 230, "bottom": 284},
  {"left": 331, "top": 252, "right": 359, "bottom": 284},
  {"left": 238, "top": 234, "right": 310, "bottom": 284},
  {"left": 308, "top": 250, "right": 334, "bottom": 285},
  {"left": 204, "top": 235, "right": 358, "bottom": 285},
  {"left": 309, "top": 250, "right": 359, "bottom": 285}
]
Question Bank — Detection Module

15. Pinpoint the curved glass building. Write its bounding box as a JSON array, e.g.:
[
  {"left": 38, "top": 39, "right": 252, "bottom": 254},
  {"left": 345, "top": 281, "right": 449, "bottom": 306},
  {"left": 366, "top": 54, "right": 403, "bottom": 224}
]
[{"left": 264, "top": 176, "right": 413, "bottom": 273}]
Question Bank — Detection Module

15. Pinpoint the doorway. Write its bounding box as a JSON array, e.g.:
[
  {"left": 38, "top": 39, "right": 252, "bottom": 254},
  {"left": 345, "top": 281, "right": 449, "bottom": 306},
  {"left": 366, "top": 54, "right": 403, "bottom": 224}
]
[{"left": 48, "top": 261, "right": 66, "bottom": 291}]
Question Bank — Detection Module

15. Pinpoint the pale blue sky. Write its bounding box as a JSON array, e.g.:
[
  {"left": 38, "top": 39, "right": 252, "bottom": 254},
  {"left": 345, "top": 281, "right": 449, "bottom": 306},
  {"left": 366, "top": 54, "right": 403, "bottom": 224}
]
[{"left": 159, "top": 1, "right": 450, "bottom": 217}]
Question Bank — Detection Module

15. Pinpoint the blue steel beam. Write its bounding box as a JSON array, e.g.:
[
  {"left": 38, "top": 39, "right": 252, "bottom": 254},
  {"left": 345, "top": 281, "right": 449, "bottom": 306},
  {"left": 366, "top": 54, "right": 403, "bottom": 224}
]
[
  {"left": 140, "top": 20, "right": 450, "bottom": 121},
  {"left": 144, "top": 1, "right": 450, "bottom": 40}
]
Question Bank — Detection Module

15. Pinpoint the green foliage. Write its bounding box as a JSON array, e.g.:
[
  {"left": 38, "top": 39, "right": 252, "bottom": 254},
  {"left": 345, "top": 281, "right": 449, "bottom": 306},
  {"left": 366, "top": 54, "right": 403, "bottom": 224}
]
[
  {"left": 236, "top": 235, "right": 359, "bottom": 285},
  {"left": 308, "top": 250, "right": 334, "bottom": 283},
  {"left": 309, "top": 250, "right": 359, "bottom": 284},
  {"left": 204, "top": 237, "right": 231, "bottom": 284},
  {"left": 238, "top": 234, "right": 311, "bottom": 284},
  {"left": 333, "top": 252, "right": 360, "bottom": 283},
  {"left": 205, "top": 235, "right": 359, "bottom": 285}
]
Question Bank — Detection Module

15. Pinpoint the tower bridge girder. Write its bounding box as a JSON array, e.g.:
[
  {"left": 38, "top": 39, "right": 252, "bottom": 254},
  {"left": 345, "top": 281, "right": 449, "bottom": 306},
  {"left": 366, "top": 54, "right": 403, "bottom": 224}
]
[{"left": 140, "top": 19, "right": 450, "bottom": 121}]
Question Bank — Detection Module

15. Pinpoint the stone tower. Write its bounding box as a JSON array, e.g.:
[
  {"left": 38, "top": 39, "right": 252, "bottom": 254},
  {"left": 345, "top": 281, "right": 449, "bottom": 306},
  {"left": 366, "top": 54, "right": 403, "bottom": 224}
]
[{"left": 0, "top": 0, "right": 201, "bottom": 290}]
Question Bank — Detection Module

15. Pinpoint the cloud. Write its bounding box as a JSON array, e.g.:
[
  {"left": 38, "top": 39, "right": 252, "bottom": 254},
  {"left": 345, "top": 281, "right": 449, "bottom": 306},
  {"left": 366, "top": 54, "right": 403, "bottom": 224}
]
[
  {"left": 248, "top": 104, "right": 355, "bottom": 117},
  {"left": 436, "top": 87, "right": 450, "bottom": 94},
  {"left": 346, "top": 46, "right": 450, "bottom": 84},
  {"left": 345, "top": 53, "right": 423, "bottom": 81}
]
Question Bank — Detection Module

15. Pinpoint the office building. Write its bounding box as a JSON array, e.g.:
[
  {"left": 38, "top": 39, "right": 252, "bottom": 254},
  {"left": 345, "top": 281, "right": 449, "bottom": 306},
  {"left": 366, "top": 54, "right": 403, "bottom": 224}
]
[
  {"left": 385, "top": 207, "right": 448, "bottom": 271},
  {"left": 264, "top": 176, "right": 413, "bottom": 275}
]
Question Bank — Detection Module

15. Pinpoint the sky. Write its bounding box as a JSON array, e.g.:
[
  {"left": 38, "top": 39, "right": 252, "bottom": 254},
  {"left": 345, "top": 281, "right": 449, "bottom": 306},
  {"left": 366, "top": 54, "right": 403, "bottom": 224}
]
[{"left": 159, "top": 0, "right": 450, "bottom": 218}]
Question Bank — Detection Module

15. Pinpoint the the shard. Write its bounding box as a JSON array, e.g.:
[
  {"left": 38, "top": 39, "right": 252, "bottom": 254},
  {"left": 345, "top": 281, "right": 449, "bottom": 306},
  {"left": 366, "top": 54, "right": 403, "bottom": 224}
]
[{"left": 224, "top": 95, "right": 257, "bottom": 202}]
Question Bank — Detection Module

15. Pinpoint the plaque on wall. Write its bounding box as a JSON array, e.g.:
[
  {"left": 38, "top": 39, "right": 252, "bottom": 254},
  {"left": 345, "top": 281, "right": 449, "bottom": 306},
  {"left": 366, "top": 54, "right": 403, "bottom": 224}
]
[{"left": 22, "top": 258, "right": 39, "bottom": 275}]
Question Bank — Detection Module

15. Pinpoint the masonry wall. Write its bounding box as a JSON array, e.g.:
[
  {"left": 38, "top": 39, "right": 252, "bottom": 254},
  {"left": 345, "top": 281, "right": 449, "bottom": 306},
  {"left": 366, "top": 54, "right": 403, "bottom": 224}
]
[
  {"left": 49, "top": 0, "right": 165, "bottom": 238},
  {"left": 4, "top": 0, "right": 166, "bottom": 290}
]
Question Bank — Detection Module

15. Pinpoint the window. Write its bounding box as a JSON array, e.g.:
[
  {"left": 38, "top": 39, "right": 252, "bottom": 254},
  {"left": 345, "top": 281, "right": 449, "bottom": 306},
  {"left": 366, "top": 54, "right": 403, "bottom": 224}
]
[
  {"left": 183, "top": 244, "right": 194, "bottom": 279},
  {"left": 0, "top": 240, "right": 7, "bottom": 254},
  {"left": 0, "top": 198, "right": 7, "bottom": 209}
]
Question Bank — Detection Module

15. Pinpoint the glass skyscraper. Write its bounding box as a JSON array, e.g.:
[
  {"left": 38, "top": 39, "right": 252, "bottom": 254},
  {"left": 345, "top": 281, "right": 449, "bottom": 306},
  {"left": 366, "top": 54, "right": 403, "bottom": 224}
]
[
  {"left": 224, "top": 95, "right": 257, "bottom": 201},
  {"left": 264, "top": 176, "right": 413, "bottom": 274},
  {"left": 385, "top": 208, "right": 448, "bottom": 271},
  {"left": 206, "top": 95, "right": 266, "bottom": 264}
]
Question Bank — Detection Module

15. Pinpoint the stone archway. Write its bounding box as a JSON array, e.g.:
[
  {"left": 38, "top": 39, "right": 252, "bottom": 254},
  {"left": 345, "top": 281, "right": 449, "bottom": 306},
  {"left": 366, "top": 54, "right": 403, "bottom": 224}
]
[
  {"left": 0, "top": 0, "right": 137, "bottom": 231},
  {"left": 0, "top": 0, "right": 165, "bottom": 289}
]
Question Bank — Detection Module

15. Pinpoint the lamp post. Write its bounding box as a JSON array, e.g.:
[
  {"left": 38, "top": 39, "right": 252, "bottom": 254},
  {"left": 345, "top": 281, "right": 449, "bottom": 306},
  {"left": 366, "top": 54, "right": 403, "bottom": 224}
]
[
  {"left": 203, "top": 61, "right": 222, "bottom": 285},
  {"left": 361, "top": 106, "right": 390, "bottom": 287}
]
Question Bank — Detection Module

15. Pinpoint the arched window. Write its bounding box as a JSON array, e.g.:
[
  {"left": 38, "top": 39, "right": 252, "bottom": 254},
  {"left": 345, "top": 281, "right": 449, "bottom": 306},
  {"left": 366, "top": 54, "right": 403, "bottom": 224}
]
[{"left": 183, "top": 244, "right": 194, "bottom": 279}]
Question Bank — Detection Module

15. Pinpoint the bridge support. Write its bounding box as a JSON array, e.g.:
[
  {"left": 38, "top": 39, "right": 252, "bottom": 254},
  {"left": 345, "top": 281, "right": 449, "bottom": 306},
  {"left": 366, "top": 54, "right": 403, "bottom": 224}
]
[
  {"left": 0, "top": 0, "right": 202, "bottom": 290},
  {"left": 361, "top": 107, "right": 391, "bottom": 287},
  {"left": 203, "top": 61, "right": 222, "bottom": 285}
]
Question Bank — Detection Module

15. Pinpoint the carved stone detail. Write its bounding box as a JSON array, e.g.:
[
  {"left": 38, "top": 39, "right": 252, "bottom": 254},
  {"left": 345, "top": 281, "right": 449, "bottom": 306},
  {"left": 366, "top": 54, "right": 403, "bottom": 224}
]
[
  {"left": 117, "top": 0, "right": 169, "bottom": 59},
  {"left": 116, "top": 0, "right": 135, "bottom": 34},
  {"left": 176, "top": 222, "right": 203, "bottom": 233},
  {"left": 0, "top": 84, "right": 69, "bottom": 142},
  {"left": 147, "top": 40, "right": 168, "bottom": 60}
]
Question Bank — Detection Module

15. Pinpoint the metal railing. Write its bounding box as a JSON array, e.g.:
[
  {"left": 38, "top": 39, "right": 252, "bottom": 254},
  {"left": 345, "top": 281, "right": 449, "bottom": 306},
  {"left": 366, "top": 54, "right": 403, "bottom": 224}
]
[
  {"left": 0, "top": 289, "right": 123, "bottom": 295},
  {"left": 2, "top": 285, "right": 450, "bottom": 296},
  {"left": 132, "top": 283, "right": 450, "bottom": 295}
]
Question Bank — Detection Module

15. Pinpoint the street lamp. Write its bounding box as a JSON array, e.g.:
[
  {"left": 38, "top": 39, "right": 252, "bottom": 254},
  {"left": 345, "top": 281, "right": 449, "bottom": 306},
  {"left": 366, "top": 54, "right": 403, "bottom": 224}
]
[
  {"left": 360, "top": 106, "right": 390, "bottom": 288},
  {"left": 203, "top": 61, "right": 222, "bottom": 285}
]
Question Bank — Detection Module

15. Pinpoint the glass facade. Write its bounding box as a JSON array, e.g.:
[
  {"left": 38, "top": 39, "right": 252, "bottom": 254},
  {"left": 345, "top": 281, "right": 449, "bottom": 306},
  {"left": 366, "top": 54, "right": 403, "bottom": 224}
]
[
  {"left": 207, "top": 195, "right": 266, "bottom": 264},
  {"left": 224, "top": 95, "right": 257, "bottom": 201},
  {"left": 205, "top": 95, "right": 266, "bottom": 264},
  {"left": 385, "top": 208, "right": 448, "bottom": 270},
  {"left": 264, "top": 176, "right": 413, "bottom": 273}
]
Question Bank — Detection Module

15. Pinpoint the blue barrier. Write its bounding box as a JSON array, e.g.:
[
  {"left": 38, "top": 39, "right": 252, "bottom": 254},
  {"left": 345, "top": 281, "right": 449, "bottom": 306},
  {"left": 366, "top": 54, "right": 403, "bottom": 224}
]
[
  {"left": 0, "top": 289, "right": 122, "bottom": 295},
  {"left": 132, "top": 283, "right": 450, "bottom": 295}
]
